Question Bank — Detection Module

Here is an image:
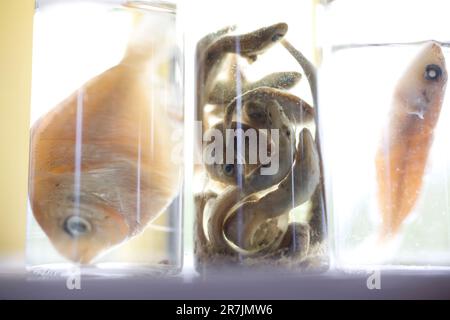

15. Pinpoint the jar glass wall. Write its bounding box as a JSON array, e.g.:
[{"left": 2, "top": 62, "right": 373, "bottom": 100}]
[
  {"left": 186, "top": 0, "right": 329, "bottom": 273},
  {"left": 27, "top": 0, "right": 184, "bottom": 276},
  {"left": 319, "top": 0, "right": 450, "bottom": 269}
]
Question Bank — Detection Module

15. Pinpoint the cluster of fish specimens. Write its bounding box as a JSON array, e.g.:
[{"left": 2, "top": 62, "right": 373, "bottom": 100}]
[
  {"left": 195, "top": 23, "right": 327, "bottom": 269},
  {"left": 28, "top": 14, "right": 182, "bottom": 264},
  {"left": 376, "top": 42, "right": 447, "bottom": 241}
]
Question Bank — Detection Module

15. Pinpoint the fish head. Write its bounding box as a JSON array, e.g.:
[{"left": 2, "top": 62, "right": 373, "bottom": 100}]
[
  {"left": 396, "top": 42, "right": 447, "bottom": 120},
  {"left": 241, "top": 22, "right": 288, "bottom": 58},
  {"left": 203, "top": 122, "right": 262, "bottom": 185},
  {"left": 33, "top": 190, "right": 130, "bottom": 264}
]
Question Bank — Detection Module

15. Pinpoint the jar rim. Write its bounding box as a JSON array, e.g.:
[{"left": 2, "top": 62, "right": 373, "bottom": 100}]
[
  {"left": 125, "top": 1, "right": 176, "bottom": 13},
  {"left": 35, "top": 0, "right": 177, "bottom": 13}
]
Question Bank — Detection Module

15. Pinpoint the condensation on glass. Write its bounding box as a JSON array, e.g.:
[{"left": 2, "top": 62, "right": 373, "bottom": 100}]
[
  {"left": 27, "top": 0, "right": 183, "bottom": 276},
  {"left": 320, "top": 0, "right": 450, "bottom": 269},
  {"left": 189, "top": 0, "right": 329, "bottom": 273}
]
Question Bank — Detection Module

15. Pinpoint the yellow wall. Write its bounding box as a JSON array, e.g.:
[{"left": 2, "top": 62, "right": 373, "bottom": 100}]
[{"left": 0, "top": 0, "right": 34, "bottom": 257}]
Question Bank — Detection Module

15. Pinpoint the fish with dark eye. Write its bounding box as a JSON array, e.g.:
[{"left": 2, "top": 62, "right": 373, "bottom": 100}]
[
  {"left": 28, "top": 15, "right": 182, "bottom": 264},
  {"left": 376, "top": 42, "right": 448, "bottom": 240}
]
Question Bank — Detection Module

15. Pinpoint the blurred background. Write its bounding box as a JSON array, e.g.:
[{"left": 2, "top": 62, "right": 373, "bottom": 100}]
[{"left": 0, "top": 0, "right": 34, "bottom": 267}]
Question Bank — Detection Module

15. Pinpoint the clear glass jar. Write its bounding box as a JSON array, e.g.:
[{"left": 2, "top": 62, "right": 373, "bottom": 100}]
[
  {"left": 319, "top": 0, "right": 450, "bottom": 269},
  {"left": 27, "top": 0, "right": 183, "bottom": 276},
  {"left": 187, "top": 0, "right": 329, "bottom": 272}
]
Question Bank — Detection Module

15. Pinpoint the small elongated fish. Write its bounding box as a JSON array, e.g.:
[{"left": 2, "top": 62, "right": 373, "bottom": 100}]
[
  {"left": 376, "top": 42, "right": 447, "bottom": 239},
  {"left": 28, "top": 15, "right": 182, "bottom": 263}
]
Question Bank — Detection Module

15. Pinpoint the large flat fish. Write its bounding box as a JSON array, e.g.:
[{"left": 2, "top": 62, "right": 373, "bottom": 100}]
[{"left": 28, "top": 15, "right": 182, "bottom": 263}]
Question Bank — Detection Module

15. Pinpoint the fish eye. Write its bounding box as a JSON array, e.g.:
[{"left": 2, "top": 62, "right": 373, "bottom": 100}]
[
  {"left": 223, "top": 164, "right": 235, "bottom": 176},
  {"left": 425, "top": 64, "right": 442, "bottom": 81},
  {"left": 64, "top": 216, "right": 91, "bottom": 237},
  {"left": 271, "top": 33, "right": 284, "bottom": 42}
]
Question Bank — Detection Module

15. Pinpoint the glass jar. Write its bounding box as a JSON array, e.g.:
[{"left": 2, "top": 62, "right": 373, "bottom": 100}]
[
  {"left": 186, "top": 0, "right": 329, "bottom": 273},
  {"left": 319, "top": 0, "right": 450, "bottom": 269},
  {"left": 27, "top": 0, "right": 184, "bottom": 276}
]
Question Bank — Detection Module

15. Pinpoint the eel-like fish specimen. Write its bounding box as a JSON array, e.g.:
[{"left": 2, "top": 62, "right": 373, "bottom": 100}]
[
  {"left": 28, "top": 18, "right": 182, "bottom": 263},
  {"left": 203, "top": 121, "right": 268, "bottom": 186},
  {"left": 203, "top": 56, "right": 305, "bottom": 129},
  {"left": 207, "top": 128, "right": 319, "bottom": 254},
  {"left": 201, "top": 98, "right": 296, "bottom": 253},
  {"left": 225, "top": 129, "right": 320, "bottom": 253},
  {"left": 376, "top": 42, "right": 447, "bottom": 239},
  {"left": 231, "top": 95, "right": 296, "bottom": 193},
  {"left": 208, "top": 71, "right": 302, "bottom": 106},
  {"left": 196, "top": 23, "right": 289, "bottom": 131},
  {"left": 224, "top": 87, "right": 315, "bottom": 131},
  {"left": 281, "top": 39, "right": 328, "bottom": 246},
  {"left": 205, "top": 93, "right": 313, "bottom": 254},
  {"left": 281, "top": 39, "right": 318, "bottom": 105},
  {"left": 195, "top": 22, "right": 323, "bottom": 264}
]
